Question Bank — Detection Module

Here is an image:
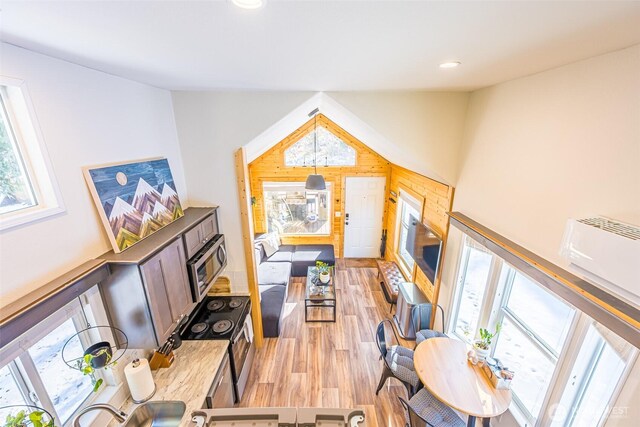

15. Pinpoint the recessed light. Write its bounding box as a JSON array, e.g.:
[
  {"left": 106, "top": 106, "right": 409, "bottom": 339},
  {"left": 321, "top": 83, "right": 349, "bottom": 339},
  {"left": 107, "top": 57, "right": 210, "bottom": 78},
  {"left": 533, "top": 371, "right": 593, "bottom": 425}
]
[
  {"left": 232, "top": 0, "right": 265, "bottom": 9},
  {"left": 440, "top": 61, "right": 461, "bottom": 69}
]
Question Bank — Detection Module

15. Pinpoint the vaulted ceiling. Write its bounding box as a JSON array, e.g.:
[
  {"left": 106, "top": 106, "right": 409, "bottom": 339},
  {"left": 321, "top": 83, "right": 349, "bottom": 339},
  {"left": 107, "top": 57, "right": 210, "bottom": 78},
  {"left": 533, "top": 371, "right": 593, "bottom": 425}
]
[{"left": 2, "top": 1, "right": 640, "bottom": 91}]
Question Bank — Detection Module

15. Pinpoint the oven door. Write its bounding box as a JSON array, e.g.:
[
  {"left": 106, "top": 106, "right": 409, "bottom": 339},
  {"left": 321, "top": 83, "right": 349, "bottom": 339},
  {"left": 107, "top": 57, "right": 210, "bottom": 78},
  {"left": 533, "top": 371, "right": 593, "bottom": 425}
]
[
  {"left": 188, "top": 235, "right": 227, "bottom": 302},
  {"left": 231, "top": 308, "right": 255, "bottom": 402}
]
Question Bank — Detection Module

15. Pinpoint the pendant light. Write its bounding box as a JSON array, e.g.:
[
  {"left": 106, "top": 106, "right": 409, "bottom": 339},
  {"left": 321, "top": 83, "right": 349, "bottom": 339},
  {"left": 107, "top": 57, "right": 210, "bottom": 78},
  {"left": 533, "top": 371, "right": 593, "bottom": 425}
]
[{"left": 305, "top": 109, "right": 326, "bottom": 190}]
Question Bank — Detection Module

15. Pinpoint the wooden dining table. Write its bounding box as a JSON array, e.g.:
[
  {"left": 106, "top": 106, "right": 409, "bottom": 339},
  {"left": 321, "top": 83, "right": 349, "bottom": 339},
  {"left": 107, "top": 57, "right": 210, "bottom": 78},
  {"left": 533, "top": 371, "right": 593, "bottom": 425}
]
[{"left": 413, "top": 337, "right": 512, "bottom": 427}]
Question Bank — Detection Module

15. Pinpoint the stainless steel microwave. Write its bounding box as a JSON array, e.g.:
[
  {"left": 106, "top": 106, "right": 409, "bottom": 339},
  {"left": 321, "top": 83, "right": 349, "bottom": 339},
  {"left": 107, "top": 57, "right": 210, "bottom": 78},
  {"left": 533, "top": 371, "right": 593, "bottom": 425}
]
[{"left": 186, "top": 234, "right": 227, "bottom": 302}]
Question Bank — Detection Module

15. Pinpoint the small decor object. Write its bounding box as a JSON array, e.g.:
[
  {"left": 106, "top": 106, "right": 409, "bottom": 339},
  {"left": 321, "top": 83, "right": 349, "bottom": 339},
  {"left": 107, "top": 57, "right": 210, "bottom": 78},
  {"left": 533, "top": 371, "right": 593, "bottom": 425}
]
[
  {"left": 316, "top": 261, "right": 332, "bottom": 284},
  {"left": 62, "top": 325, "right": 128, "bottom": 393},
  {"left": 1, "top": 406, "right": 55, "bottom": 427},
  {"left": 83, "top": 341, "right": 113, "bottom": 369},
  {"left": 83, "top": 157, "right": 184, "bottom": 253},
  {"left": 124, "top": 358, "right": 156, "bottom": 403},
  {"left": 473, "top": 323, "right": 502, "bottom": 360},
  {"left": 482, "top": 357, "right": 514, "bottom": 389}
]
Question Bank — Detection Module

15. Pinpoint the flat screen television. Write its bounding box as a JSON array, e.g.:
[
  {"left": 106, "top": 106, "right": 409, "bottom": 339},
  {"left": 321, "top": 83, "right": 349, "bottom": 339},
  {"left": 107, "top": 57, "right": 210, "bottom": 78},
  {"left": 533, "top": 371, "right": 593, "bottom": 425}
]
[{"left": 405, "top": 214, "right": 442, "bottom": 285}]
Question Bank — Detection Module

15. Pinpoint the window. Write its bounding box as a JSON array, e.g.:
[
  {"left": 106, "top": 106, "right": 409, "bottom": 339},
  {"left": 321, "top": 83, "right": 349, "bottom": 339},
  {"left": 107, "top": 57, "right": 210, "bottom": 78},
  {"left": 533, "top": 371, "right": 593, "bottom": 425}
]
[
  {"left": 551, "top": 322, "right": 635, "bottom": 427},
  {"left": 284, "top": 126, "right": 356, "bottom": 167},
  {"left": 263, "top": 182, "right": 331, "bottom": 235},
  {"left": 0, "top": 288, "right": 112, "bottom": 425},
  {"left": 395, "top": 190, "right": 422, "bottom": 277},
  {"left": 451, "top": 237, "right": 493, "bottom": 340},
  {"left": 0, "top": 79, "right": 64, "bottom": 230},
  {"left": 493, "top": 268, "right": 575, "bottom": 422},
  {"left": 0, "top": 96, "right": 37, "bottom": 214},
  {"left": 448, "top": 230, "right": 638, "bottom": 427}
]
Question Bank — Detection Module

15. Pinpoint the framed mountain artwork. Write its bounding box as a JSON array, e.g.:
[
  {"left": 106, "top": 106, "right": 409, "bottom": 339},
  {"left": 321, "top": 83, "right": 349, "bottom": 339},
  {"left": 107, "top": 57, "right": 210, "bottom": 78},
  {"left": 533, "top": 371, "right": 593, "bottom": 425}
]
[{"left": 83, "top": 157, "right": 184, "bottom": 253}]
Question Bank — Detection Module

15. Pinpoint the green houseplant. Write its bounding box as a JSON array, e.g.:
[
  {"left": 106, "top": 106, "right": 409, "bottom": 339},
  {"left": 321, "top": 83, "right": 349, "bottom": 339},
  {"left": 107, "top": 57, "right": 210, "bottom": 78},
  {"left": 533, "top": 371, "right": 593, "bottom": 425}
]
[
  {"left": 316, "top": 261, "right": 332, "bottom": 284},
  {"left": 473, "top": 323, "right": 502, "bottom": 360},
  {"left": 77, "top": 346, "right": 116, "bottom": 392},
  {"left": 2, "top": 407, "right": 54, "bottom": 427}
]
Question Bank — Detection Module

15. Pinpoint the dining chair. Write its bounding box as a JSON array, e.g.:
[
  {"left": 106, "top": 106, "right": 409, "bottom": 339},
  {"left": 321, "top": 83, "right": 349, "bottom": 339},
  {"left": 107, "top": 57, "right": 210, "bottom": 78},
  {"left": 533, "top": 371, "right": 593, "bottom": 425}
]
[
  {"left": 411, "top": 303, "right": 447, "bottom": 345},
  {"left": 399, "top": 389, "right": 465, "bottom": 427},
  {"left": 374, "top": 319, "right": 420, "bottom": 398}
]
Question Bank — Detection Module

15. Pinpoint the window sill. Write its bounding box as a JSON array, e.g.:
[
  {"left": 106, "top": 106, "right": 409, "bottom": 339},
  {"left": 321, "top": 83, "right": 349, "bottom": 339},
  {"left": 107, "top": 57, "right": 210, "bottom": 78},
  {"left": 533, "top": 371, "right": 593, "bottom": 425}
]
[
  {"left": 395, "top": 256, "right": 413, "bottom": 281},
  {"left": 0, "top": 204, "right": 65, "bottom": 231}
]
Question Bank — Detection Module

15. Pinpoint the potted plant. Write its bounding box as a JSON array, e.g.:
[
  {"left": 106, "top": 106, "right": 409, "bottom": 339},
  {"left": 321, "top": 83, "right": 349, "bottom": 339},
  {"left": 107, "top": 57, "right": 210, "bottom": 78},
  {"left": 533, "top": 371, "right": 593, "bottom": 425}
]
[
  {"left": 316, "top": 261, "right": 332, "bottom": 284},
  {"left": 473, "top": 323, "right": 501, "bottom": 360},
  {"left": 77, "top": 344, "right": 116, "bottom": 392},
  {"left": 1, "top": 406, "right": 54, "bottom": 427},
  {"left": 83, "top": 341, "right": 113, "bottom": 368}
]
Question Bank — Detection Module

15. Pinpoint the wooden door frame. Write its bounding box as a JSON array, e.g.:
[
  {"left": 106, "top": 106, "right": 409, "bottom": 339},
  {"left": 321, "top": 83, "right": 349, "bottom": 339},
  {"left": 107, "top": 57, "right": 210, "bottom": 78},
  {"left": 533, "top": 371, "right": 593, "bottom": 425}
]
[{"left": 235, "top": 147, "right": 264, "bottom": 348}]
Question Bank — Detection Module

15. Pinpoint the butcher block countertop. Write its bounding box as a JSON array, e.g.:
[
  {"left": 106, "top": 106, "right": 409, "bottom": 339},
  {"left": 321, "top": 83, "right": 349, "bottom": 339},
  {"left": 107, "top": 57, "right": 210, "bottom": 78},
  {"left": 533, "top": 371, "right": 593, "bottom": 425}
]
[{"left": 119, "top": 340, "right": 229, "bottom": 427}]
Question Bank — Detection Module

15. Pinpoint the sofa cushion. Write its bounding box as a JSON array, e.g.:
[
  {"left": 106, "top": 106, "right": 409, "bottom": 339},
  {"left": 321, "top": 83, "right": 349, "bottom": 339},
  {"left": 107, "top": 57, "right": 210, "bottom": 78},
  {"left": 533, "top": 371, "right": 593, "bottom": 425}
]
[
  {"left": 266, "top": 245, "right": 295, "bottom": 263},
  {"left": 254, "top": 243, "right": 267, "bottom": 265},
  {"left": 291, "top": 244, "right": 335, "bottom": 277},
  {"left": 257, "top": 261, "right": 292, "bottom": 286},
  {"left": 259, "top": 285, "right": 286, "bottom": 338}
]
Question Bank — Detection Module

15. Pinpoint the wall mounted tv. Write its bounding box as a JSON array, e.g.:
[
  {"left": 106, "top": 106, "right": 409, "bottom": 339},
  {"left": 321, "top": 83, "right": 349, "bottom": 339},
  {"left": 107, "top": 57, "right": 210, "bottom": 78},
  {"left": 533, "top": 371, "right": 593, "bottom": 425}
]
[{"left": 405, "top": 215, "right": 443, "bottom": 285}]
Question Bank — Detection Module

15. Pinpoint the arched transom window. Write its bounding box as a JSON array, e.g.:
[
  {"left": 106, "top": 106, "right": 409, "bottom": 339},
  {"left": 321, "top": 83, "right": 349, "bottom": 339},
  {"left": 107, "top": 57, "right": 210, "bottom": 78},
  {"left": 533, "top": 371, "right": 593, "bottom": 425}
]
[{"left": 284, "top": 126, "right": 356, "bottom": 167}]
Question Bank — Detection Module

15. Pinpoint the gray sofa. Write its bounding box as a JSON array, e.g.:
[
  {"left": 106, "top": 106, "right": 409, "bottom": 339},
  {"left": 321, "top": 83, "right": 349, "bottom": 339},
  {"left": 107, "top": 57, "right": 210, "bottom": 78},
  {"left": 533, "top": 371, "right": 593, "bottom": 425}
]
[{"left": 255, "top": 240, "right": 335, "bottom": 337}]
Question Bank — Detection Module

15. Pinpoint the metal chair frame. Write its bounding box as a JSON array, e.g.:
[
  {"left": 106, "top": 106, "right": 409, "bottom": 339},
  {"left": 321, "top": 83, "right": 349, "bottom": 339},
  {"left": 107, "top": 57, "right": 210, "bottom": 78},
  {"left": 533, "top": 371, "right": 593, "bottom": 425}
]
[
  {"left": 411, "top": 303, "right": 446, "bottom": 335},
  {"left": 374, "top": 319, "right": 419, "bottom": 398},
  {"left": 399, "top": 396, "right": 435, "bottom": 427}
]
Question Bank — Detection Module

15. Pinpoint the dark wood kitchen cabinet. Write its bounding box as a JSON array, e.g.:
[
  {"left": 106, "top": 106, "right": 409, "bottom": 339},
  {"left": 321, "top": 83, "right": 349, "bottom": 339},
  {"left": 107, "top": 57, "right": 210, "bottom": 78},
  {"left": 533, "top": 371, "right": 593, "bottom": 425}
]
[
  {"left": 184, "top": 213, "right": 219, "bottom": 259},
  {"left": 98, "top": 207, "right": 217, "bottom": 348},
  {"left": 140, "top": 238, "right": 194, "bottom": 344}
]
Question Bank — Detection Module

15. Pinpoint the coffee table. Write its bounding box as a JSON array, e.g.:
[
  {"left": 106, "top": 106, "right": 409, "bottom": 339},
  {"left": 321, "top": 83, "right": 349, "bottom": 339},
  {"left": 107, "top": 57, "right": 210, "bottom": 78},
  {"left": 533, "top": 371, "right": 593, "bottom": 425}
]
[{"left": 304, "top": 266, "right": 336, "bottom": 322}]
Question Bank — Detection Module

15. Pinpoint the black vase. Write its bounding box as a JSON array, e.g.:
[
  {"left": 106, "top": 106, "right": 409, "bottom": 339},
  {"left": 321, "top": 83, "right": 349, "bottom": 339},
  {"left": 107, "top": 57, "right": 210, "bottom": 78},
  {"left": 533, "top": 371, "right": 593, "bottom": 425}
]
[{"left": 84, "top": 341, "right": 113, "bottom": 369}]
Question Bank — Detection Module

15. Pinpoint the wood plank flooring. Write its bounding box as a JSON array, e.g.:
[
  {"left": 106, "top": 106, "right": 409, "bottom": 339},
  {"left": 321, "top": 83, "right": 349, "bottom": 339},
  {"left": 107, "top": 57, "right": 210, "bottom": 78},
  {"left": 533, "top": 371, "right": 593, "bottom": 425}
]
[{"left": 240, "top": 259, "right": 410, "bottom": 426}]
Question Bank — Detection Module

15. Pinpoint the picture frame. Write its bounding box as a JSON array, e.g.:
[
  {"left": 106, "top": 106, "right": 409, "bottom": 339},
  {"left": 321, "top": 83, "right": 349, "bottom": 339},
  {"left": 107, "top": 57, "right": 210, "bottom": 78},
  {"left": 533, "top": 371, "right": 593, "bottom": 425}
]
[{"left": 83, "top": 157, "right": 184, "bottom": 253}]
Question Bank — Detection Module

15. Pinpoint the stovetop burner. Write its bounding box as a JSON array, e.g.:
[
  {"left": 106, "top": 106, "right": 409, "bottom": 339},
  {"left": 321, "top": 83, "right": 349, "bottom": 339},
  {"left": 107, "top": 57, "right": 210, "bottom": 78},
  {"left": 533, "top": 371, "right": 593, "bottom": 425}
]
[
  {"left": 191, "top": 322, "right": 209, "bottom": 334},
  {"left": 212, "top": 319, "right": 234, "bottom": 335},
  {"left": 207, "top": 300, "right": 225, "bottom": 311},
  {"left": 229, "top": 298, "right": 243, "bottom": 309},
  {"left": 181, "top": 295, "right": 251, "bottom": 341}
]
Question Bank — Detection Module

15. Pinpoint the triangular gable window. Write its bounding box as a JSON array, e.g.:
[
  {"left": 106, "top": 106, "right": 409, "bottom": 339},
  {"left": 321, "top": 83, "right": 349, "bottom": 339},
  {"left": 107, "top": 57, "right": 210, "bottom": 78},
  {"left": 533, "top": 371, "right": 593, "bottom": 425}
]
[{"left": 285, "top": 126, "right": 356, "bottom": 167}]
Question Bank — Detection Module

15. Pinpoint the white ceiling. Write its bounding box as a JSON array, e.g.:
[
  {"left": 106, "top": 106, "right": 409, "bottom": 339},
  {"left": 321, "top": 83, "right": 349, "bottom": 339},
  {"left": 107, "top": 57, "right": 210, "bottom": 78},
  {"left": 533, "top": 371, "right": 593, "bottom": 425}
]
[{"left": 1, "top": 1, "right": 640, "bottom": 91}]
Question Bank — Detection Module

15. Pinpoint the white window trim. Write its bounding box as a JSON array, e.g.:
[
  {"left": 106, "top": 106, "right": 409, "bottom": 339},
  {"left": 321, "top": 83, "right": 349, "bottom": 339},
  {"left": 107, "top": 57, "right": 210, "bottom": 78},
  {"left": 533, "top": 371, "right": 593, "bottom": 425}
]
[
  {"left": 0, "top": 287, "right": 123, "bottom": 426},
  {"left": 263, "top": 181, "right": 332, "bottom": 237},
  {"left": 0, "top": 76, "right": 65, "bottom": 231},
  {"left": 447, "top": 233, "right": 639, "bottom": 427},
  {"left": 394, "top": 189, "right": 423, "bottom": 280}
]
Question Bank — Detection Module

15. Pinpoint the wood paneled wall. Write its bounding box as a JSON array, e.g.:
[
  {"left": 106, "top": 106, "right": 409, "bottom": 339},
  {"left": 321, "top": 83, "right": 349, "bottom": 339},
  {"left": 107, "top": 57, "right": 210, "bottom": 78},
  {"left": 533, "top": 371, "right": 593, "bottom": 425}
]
[
  {"left": 249, "top": 114, "right": 391, "bottom": 257},
  {"left": 248, "top": 114, "right": 454, "bottom": 304},
  {"left": 384, "top": 164, "right": 455, "bottom": 302}
]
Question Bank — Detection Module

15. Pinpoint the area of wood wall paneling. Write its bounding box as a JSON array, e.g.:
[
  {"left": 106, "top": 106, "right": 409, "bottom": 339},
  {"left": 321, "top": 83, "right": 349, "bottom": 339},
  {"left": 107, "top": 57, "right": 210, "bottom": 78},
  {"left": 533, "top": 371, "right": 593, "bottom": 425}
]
[
  {"left": 249, "top": 114, "right": 391, "bottom": 258},
  {"left": 384, "top": 164, "right": 455, "bottom": 303},
  {"left": 235, "top": 148, "right": 264, "bottom": 348}
]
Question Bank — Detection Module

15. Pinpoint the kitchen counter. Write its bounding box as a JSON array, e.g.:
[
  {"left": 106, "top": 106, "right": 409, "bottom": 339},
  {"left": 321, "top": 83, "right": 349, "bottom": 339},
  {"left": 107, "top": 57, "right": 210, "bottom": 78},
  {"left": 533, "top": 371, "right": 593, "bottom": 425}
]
[{"left": 119, "top": 340, "right": 229, "bottom": 427}]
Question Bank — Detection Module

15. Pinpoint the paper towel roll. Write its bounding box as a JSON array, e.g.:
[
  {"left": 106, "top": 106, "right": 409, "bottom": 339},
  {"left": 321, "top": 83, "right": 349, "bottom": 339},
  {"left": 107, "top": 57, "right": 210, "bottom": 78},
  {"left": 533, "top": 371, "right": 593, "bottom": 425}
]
[{"left": 124, "top": 358, "right": 155, "bottom": 402}]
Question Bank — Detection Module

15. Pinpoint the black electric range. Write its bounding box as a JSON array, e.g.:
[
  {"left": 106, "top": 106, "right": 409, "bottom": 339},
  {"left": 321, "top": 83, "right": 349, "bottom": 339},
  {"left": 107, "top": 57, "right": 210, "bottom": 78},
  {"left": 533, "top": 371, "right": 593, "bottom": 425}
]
[
  {"left": 181, "top": 295, "right": 250, "bottom": 340},
  {"left": 180, "top": 295, "right": 254, "bottom": 404}
]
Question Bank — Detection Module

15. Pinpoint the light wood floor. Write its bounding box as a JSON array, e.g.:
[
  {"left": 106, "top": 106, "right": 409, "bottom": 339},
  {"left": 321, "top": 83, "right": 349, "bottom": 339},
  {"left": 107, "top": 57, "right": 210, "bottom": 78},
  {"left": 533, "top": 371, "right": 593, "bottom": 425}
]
[{"left": 240, "top": 258, "right": 411, "bottom": 426}]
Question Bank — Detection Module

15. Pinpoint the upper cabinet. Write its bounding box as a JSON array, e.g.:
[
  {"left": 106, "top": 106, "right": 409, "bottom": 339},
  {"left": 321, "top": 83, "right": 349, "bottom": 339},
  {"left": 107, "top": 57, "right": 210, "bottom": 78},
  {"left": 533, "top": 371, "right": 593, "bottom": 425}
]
[
  {"left": 184, "top": 213, "right": 219, "bottom": 260},
  {"left": 140, "top": 238, "right": 194, "bottom": 344},
  {"left": 98, "top": 207, "right": 219, "bottom": 348}
]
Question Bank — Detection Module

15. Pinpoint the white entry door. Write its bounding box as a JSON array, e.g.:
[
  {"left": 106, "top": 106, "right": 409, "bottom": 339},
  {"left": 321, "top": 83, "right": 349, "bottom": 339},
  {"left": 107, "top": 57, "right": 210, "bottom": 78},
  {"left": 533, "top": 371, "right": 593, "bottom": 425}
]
[{"left": 343, "top": 176, "right": 386, "bottom": 258}]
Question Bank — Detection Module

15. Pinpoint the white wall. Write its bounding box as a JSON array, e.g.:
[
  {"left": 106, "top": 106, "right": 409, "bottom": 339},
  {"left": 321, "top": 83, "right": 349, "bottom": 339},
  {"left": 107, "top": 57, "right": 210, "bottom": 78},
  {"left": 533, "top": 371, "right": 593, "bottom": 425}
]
[
  {"left": 328, "top": 91, "right": 469, "bottom": 185},
  {"left": 171, "top": 91, "right": 315, "bottom": 291},
  {"left": 0, "top": 44, "right": 187, "bottom": 306},
  {"left": 171, "top": 90, "right": 469, "bottom": 291},
  {"left": 444, "top": 45, "right": 640, "bottom": 426}
]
